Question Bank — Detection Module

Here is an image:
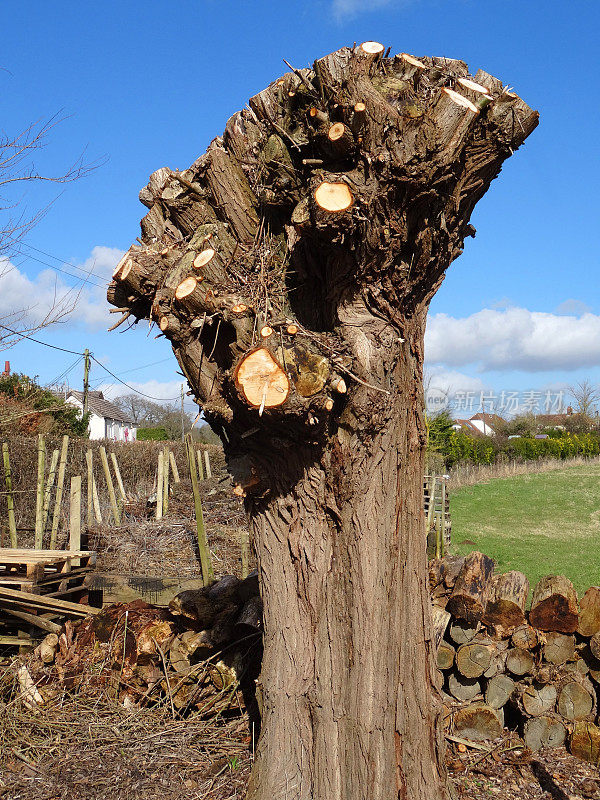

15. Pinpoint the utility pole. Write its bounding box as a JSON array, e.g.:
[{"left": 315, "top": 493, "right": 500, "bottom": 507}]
[
  {"left": 83, "top": 349, "right": 90, "bottom": 414},
  {"left": 181, "top": 383, "right": 185, "bottom": 441}
]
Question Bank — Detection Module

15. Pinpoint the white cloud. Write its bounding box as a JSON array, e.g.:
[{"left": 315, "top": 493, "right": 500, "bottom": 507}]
[
  {"left": 332, "top": 0, "right": 400, "bottom": 19},
  {"left": 425, "top": 366, "right": 486, "bottom": 395},
  {"left": 426, "top": 306, "right": 600, "bottom": 372},
  {"left": 0, "top": 246, "right": 124, "bottom": 332}
]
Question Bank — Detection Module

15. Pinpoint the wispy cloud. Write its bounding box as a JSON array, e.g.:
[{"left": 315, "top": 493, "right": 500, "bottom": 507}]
[
  {"left": 426, "top": 306, "right": 600, "bottom": 372},
  {"left": 0, "top": 245, "right": 124, "bottom": 333},
  {"left": 332, "top": 0, "right": 404, "bottom": 21}
]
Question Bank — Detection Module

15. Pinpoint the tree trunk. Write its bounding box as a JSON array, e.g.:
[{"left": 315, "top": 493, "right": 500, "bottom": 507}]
[
  {"left": 108, "top": 43, "right": 537, "bottom": 800},
  {"left": 246, "top": 344, "right": 445, "bottom": 799}
]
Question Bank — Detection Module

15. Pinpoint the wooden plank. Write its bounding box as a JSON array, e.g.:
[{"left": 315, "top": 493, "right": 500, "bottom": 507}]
[
  {"left": 0, "top": 635, "right": 35, "bottom": 646},
  {"left": 204, "top": 450, "right": 212, "bottom": 479},
  {"left": 87, "top": 573, "right": 204, "bottom": 606},
  {"left": 0, "top": 586, "right": 100, "bottom": 616},
  {"left": 196, "top": 449, "right": 204, "bottom": 481},
  {"left": 1, "top": 607, "right": 62, "bottom": 634},
  {"left": 0, "top": 549, "right": 94, "bottom": 563}
]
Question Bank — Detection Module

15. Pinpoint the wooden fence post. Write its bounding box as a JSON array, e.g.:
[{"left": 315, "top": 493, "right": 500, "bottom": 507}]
[
  {"left": 196, "top": 449, "right": 204, "bottom": 481},
  {"left": 49, "top": 435, "right": 69, "bottom": 550},
  {"left": 439, "top": 478, "right": 447, "bottom": 557},
  {"left": 163, "top": 447, "right": 170, "bottom": 515},
  {"left": 186, "top": 435, "right": 213, "bottom": 583},
  {"left": 34, "top": 434, "right": 46, "bottom": 549},
  {"left": 86, "top": 450, "right": 93, "bottom": 528},
  {"left": 2, "top": 443, "right": 17, "bottom": 547},
  {"left": 169, "top": 451, "right": 180, "bottom": 483},
  {"left": 41, "top": 448, "right": 59, "bottom": 538},
  {"left": 204, "top": 449, "right": 212, "bottom": 479},
  {"left": 91, "top": 474, "right": 102, "bottom": 524},
  {"left": 110, "top": 452, "right": 127, "bottom": 503},
  {"left": 99, "top": 445, "right": 120, "bottom": 524},
  {"left": 241, "top": 530, "right": 250, "bottom": 579},
  {"left": 156, "top": 450, "right": 164, "bottom": 521},
  {"left": 69, "top": 475, "right": 82, "bottom": 553}
]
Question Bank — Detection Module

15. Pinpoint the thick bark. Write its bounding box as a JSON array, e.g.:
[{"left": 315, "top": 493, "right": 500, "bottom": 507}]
[{"left": 108, "top": 43, "right": 537, "bottom": 800}]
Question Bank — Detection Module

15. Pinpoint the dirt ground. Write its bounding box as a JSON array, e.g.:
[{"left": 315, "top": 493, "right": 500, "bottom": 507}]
[{"left": 2, "top": 697, "right": 599, "bottom": 800}]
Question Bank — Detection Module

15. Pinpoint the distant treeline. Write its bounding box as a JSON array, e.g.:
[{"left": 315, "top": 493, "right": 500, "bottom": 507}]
[{"left": 429, "top": 411, "right": 600, "bottom": 468}]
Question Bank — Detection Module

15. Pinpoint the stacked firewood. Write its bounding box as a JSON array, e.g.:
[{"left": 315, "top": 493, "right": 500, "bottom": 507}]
[
  {"left": 23, "top": 573, "right": 262, "bottom": 723},
  {"left": 430, "top": 552, "right": 600, "bottom": 762}
]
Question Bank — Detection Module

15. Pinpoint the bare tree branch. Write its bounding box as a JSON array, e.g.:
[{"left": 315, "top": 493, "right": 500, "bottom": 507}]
[{"left": 0, "top": 98, "right": 102, "bottom": 346}]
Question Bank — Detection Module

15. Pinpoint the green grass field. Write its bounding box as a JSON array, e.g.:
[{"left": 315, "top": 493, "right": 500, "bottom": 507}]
[{"left": 450, "top": 464, "right": 600, "bottom": 596}]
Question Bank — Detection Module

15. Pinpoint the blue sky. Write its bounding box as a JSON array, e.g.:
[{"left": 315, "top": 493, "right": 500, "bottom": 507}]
[{"left": 2, "top": 0, "right": 599, "bottom": 418}]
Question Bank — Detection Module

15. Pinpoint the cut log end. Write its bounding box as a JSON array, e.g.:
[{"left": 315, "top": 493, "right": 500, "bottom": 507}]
[
  {"left": 260, "top": 326, "right": 274, "bottom": 338},
  {"left": 354, "top": 101, "right": 367, "bottom": 113},
  {"left": 235, "top": 348, "right": 290, "bottom": 410},
  {"left": 442, "top": 87, "right": 480, "bottom": 115},
  {"left": 400, "top": 53, "right": 426, "bottom": 70},
  {"left": 113, "top": 254, "right": 130, "bottom": 279},
  {"left": 286, "top": 324, "right": 298, "bottom": 335},
  {"left": 457, "top": 77, "right": 493, "bottom": 96},
  {"left": 314, "top": 181, "right": 354, "bottom": 213},
  {"left": 118, "top": 258, "right": 133, "bottom": 281},
  {"left": 360, "top": 41, "right": 385, "bottom": 56},
  {"left": 193, "top": 248, "right": 215, "bottom": 269},
  {"left": 175, "top": 276, "right": 198, "bottom": 300},
  {"left": 328, "top": 123, "right": 348, "bottom": 142}
]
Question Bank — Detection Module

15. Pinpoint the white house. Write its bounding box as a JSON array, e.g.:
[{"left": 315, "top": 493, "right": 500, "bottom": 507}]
[
  {"left": 451, "top": 413, "right": 499, "bottom": 437},
  {"left": 66, "top": 390, "right": 137, "bottom": 442}
]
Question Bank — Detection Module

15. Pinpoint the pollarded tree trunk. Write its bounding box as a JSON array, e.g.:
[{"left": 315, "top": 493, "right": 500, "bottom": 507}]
[{"left": 108, "top": 43, "right": 538, "bottom": 800}]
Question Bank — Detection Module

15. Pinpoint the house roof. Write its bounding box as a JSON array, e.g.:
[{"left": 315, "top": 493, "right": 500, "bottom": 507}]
[
  {"left": 452, "top": 419, "right": 484, "bottom": 435},
  {"left": 68, "top": 391, "right": 135, "bottom": 425},
  {"left": 470, "top": 412, "right": 504, "bottom": 428},
  {"left": 534, "top": 414, "right": 572, "bottom": 427}
]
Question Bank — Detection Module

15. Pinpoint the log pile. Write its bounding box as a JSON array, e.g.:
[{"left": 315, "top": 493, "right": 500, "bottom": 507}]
[
  {"left": 431, "top": 552, "right": 600, "bottom": 763},
  {"left": 23, "top": 573, "right": 262, "bottom": 724}
]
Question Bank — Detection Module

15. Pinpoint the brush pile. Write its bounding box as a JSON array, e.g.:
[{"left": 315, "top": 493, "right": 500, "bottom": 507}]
[
  {"left": 431, "top": 552, "right": 600, "bottom": 764},
  {"left": 14, "top": 573, "right": 262, "bottom": 724}
]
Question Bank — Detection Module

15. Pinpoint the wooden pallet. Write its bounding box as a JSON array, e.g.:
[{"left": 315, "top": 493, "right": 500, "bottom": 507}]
[
  {"left": 0, "top": 549, "right": 99, "bottom": 654},
  {"left": 0, "top": 550, "right": 95, "bottom": 596}
]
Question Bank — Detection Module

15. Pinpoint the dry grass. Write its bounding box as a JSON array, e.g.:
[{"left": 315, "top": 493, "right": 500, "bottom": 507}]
[
  {"left": 447, "top": 455, "right": 600, "bottom": 491},
  {"left": 0, "top": 682, "right": 252, "bottom": 800}
]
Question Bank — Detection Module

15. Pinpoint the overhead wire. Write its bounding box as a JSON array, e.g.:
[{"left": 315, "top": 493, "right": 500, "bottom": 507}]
[
  {"left": 6, "top": 236, "right": 113, "bottom": 286},
  {"left": 0, "top": 324, "right": 182, "bottom": 402}
]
